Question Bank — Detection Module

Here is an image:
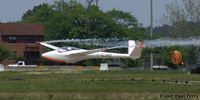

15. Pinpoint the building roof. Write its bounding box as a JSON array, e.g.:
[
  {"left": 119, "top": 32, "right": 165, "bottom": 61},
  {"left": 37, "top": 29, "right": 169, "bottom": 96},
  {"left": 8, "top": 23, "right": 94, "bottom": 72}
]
[{"left": 0, "top": 23, "right": 44, "bottom": 36}]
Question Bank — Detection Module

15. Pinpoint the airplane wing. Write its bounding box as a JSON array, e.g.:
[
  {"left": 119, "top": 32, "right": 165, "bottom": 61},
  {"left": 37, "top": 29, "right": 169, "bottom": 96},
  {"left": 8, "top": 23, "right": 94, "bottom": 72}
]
[
  {"left": 68, "top": 46, "right": 126, "bottom": 57},
  {"left": 39, "top": 42, "right": 60, "bottom": 50},
  {"left": 106, "top": 46, "right": 127, "bottom": 49},
  {"left": 68, "top": 48, "right": 107, "bottom": 57}
]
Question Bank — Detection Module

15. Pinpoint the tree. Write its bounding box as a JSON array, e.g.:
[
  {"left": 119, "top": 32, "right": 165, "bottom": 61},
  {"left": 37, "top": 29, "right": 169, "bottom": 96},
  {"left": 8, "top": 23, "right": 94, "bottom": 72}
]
[
  {"left": 107, "top": 9, "right": 146, "bottom": 39},
  {"left": 162, "top": 0, "right": 200, "bottom": 37},
  {"left": 22, "top": 3, "right": 54, "bottom": 23},
  {"left": 0, "top": 44, "right": 11, "bottom": 62},
  {"left": 22, "top": 0, "right": 145, "bottom": 40},
  {"left": 107, "top": 9, "right": 138, "bottom": 28}
]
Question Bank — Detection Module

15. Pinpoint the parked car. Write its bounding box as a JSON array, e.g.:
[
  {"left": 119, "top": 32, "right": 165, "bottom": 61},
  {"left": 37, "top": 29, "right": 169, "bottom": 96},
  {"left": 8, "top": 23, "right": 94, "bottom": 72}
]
[
  {"left": 153, "top": 65, "right": 169, "bottom": 70},
  {"left": 8, "top": 61, "right": 37, "bottom": 67}
]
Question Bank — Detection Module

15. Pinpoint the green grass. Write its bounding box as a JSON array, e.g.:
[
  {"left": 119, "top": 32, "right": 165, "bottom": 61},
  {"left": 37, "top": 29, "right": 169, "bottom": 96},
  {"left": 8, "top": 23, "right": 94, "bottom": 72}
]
[{"left": 0, "top": 70, "right": 199, "bottom": 100}]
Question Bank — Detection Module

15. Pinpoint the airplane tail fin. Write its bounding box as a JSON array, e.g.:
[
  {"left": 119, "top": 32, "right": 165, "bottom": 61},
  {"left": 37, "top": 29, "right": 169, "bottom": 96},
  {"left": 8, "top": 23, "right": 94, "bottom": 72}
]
[{"left": 128, "top": 40, "right": 144, "bottom": 60}]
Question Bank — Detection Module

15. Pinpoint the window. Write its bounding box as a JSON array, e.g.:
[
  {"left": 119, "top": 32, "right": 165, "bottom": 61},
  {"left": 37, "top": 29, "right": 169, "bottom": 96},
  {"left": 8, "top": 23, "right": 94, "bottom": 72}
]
[
  {"left": 9, "top": 36, "right": 16, "bottom": 40},
  {"left": 8, "top": 36, "right": 16, "bottom": 43},
  {"left": 26, "top": 37, "right": 37, "bottom": 43}
]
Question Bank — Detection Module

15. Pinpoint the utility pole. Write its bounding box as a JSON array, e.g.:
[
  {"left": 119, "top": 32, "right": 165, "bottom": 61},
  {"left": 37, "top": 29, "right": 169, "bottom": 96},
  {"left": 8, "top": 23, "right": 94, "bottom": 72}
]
[
  {"left": 150, "top": 0, "right": 153, "bottom": 71},
  {"left": 96, "top": 0, "right": 99, "bottom": 7}
]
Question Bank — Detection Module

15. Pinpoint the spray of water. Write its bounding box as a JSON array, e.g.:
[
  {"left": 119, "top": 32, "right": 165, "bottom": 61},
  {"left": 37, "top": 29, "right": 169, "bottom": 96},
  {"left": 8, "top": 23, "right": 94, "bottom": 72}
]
[{"left": 43, "top": 37, "right": 200, "bottom": 48}]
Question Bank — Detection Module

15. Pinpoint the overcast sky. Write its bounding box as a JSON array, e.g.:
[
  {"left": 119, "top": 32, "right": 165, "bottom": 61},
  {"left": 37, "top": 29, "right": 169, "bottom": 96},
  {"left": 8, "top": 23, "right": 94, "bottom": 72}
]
[{"left": 0, "top": 0, "right": 173, "bottom": 27}]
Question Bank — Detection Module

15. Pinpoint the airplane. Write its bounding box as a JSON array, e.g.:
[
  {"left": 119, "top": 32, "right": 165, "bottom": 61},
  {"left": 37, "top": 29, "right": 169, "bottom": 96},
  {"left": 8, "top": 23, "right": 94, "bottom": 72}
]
[{"left": 39, "top": 40, "right": 144, "bottom": 63}]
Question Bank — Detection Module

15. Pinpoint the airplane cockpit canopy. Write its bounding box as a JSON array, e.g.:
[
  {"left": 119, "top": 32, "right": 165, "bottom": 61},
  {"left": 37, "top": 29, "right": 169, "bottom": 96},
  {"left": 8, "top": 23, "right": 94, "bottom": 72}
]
[
  {"left": 61, "top": 46, "right": 80, "bottom": 51},
  {"left": 56, "top": 47, "right": 80, "bottom": 53}
]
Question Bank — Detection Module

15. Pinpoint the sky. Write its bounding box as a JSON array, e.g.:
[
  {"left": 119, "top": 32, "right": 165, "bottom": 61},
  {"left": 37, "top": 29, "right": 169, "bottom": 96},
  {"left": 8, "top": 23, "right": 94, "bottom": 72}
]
[{"left": 0, "top": 0, "right": 173, "bottom": 27}]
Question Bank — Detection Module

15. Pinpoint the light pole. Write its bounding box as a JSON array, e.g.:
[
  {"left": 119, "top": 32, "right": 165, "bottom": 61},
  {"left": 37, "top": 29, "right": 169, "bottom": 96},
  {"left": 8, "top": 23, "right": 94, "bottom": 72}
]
[
  {"left": 96, "top": 0, "right": 99, "bottom": 7},
  {"left": 150, "top": 0, "right": 153, "bottom": 71}
]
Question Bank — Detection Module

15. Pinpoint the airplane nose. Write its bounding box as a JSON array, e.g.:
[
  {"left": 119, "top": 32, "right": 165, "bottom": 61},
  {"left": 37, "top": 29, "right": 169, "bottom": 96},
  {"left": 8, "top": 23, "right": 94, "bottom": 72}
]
[
  {"left": 42, "top": 52, "right": 49, "bottom": 58},
  {"left": 42, "top": 52, "right": 53, "bottom": 59},
  {"left": 41, "top": 51, "right": 65, "bottom": 63},
  {"left": 42, "top": 51, "right": 56, "bottom": 59}
]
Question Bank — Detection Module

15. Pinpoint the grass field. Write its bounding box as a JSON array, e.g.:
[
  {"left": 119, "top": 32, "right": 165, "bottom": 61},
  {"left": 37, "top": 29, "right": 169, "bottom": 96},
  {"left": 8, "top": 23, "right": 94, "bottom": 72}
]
[{"left": 0, "top": 70, "right": 200, "bottom": 100}]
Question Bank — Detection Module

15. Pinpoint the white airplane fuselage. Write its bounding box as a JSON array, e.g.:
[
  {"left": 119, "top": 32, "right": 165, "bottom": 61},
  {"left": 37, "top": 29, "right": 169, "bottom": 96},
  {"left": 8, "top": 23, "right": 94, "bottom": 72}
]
[{"left": 42, "top": 50, "right": 130, "bottom": 63}]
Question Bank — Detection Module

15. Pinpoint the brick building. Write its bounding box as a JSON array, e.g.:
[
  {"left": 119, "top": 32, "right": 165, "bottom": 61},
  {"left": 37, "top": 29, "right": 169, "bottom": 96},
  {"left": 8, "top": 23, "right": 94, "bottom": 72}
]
[{"left": 0, "top": 23, "right": 44, "bottom": 65}]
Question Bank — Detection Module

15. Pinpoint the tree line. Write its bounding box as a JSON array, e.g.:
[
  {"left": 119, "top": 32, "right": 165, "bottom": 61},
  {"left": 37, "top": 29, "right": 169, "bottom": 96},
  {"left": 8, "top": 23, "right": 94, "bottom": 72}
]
[{"left": 22, "top": 0, "right": 146, "bottom": 40}]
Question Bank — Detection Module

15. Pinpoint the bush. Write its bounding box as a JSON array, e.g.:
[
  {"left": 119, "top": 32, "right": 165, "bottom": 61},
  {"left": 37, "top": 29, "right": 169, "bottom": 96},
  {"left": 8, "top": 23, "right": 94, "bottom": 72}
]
[{"left": 0, "top": 44, "right": 11, "bottom": 62}]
